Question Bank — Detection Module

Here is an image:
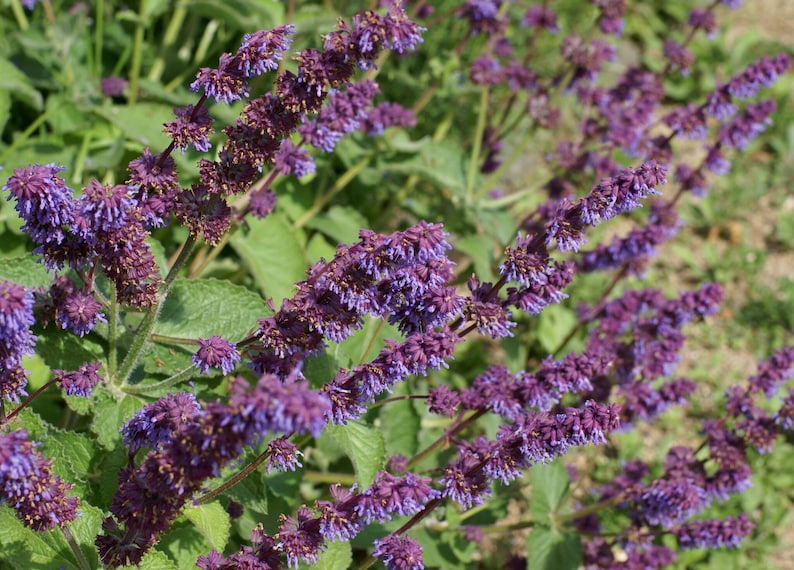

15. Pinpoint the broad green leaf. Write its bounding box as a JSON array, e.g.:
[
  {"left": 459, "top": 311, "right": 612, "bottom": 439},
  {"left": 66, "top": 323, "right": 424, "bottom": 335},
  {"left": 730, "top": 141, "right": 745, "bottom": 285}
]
[
  {"left": 326, "top": 420, "right": 386, "bottom": 488},
  {"left": 529, "top": 460, "right": 570, "bottom": 523},
  {"left": 536, "top": 305, "right": 578, "bottom": 354},
  {"left": 454, "top": 234, "right": 498, "bottom": 282},
  {"left": 230, "top": 213, "right": 307, "bottom": 306},
  {"left": 380, "top": 138, "right": 466, "bottom": 199},
  {"left": 123, "top": 549, "right": 179, "bottom": 570},
  {"left": 300, "top": 540, "right": 352, "bottom": 570},
  {"left": 66, "top": 503, "right": 104, "bottom": 569},
  {"left": 0, "top": 507, "right": 74, "bottom": 569},
  {"left": 226, "top": 472, "right": 269, "bottom": 515},
  {"left": 157, "top": 523, "right": 211, "bottom": 569},
  {"left": 304, "top": 205, "right": 369, "bottom": 245},
  {"left": 155, "top": 278, "right": 267, "bottom": 340},
  {"left": 183, "top": 502, "right": 230, "bottom": 553},
  {"left": 0, "top": 57, "right": 43, "bottom": 110},
  {"left": 34, "top": 331, "right": 105, "bottom": 374},
  {"left": 0, "top": 256, "right": 53, "bottom": 289},
  {"left": 526, "top": 526, "right": 581, "bottom": 570},
  {"left": 380, "top": 381, "right": 420, "bottom": 459},
  {"left": 90, "top": 387, "right": 143, "bottom": 449},
  {"left": 93, "top": 102, "right": 173, "bottom": 148}
]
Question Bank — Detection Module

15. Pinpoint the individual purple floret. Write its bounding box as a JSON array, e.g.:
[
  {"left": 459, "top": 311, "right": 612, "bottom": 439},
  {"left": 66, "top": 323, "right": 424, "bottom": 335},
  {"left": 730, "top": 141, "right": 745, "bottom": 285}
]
[
  {"left": 0, "top": 279, "right": 36, "bottom": 402},
  {"left": 54, "top": 361, "right": 103, "bottom": 398},
  {"left": 193, "top": 336, "right": 241, "bottom": 375},
  {"left": 191, "top": 26, "right": 296, "bottom": 104},
  {"left": 459, "top": 0, "right": 506, "bottom": 36},
  {"left": 635, "top": 478, "right": 709, "bottom": 527},
  {"left": 120, "top": 392, "right": 203, "bottom": 453},
  {"left": 382, "top": 0, "right": 426, "bottom": 54},
  {"left": 426, "top": 384, "right": 461, "bottom": 417},
  {"left": 163, "top": 104, "right": 214, "bottom": 153},
  {"left": 101, "top": 76, "right": 128, "bottom": 97},
  {"left": 354, "top": 471, "right": 439, "bottom": 524},
  {"left": 664, "top": 40, "right": 695, "bottom": 75},
  {"left": 3, "top": 164, "right": 79, "bottom": 268},
  {"left": 0, "top": 429, "right": 79, "bottom": 531},
  {"left": 521, "top": 5, "right": 558, "bottom": 32},
  {"left": 362, "top": 102, "right": 416, "bottom": 135},
  {"left": 316, "top": 483, "right": 363, "bottom": 542},
  {"left": 266, "top": 437, "right": 303, "bottom": 473},
  {"left": 273, "top": 139, "right": 316, "bottom": 178},
  {"left": 198, "top": 524, "right": 281, "bottom": 569},
  {"left": 373, "top": 534, "right": 425, "bottom": 570},
  {"left": 277, "top": 505, "right": 325, "bottom": 567},
  {"left": 676, "top": 514, "right": 754, "bottom": 550},
  {"left": 592, "top": 0, "right": 626, "bottom": 36},
  {"left": 56, "top": 290, "right": 106, "bottom": 336}
]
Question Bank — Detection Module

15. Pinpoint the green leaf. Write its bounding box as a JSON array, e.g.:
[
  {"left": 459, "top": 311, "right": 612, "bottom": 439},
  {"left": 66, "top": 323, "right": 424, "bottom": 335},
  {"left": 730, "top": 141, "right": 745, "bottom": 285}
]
[
  {"left": 536, "top": 305, "right": 577, "bottom": 354},
  {"left": 155, "top": 278, "right": 267, "bottom": 340},
  {"left": 226, "top": 472, "right": 269, "bottom": 515},
  {"left": 304, "top": 205, "right": 368, "bottom": 245},
  {"left": 454, "top": 234, "right": 497, "bottom": 282},
  {"left": 93, "top": 102, "right": 173, "bottom": 148},
  {"left": 0, "top": 57, "right": 44, "bottom": 110},
  {"left": 380, "top": 138, "right": 466, "bottom": 200},
  {"left": 230, "top": 213, "right": 307, "bottom": 305},
  {"left": 183, "top": 502, "right": 230, "bottom": 553},
  {"left": 325, "top": 420, "right": 386, "bottom": 488},
  {"left": 526, "top": 526, "right": 581, "bottom": 570},
  {"left": 90, "top": 386, "right": 143, "bottom": 449},
  {"left": 0, "top": 507, "right": 72, "bottom": 569},
  {"left": 380, "top": 381, "right": 420, "bottom": 459},
  {"left": 66, "top": 503, "right": 104, "bottom": 569},
  {"left": 0, "top": 256, "right": 53, "bottom": 289},
  {"left": 122, "top": 549, "right": 179, "bottom": 570},
  {"left": 34, "top": 331, "right": 104, "bottom": 374},
  {"left": 300, "top": 540, "right": 352, "bottom": 570},
  {"left": 529, "top": 460, "right": 570, "bottom": 523}
]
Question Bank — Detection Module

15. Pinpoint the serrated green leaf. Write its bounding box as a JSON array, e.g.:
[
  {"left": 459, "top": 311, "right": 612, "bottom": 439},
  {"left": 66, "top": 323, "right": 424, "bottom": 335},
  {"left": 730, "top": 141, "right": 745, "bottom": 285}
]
[
  {"left": 66, "top": 503, "right": 104, "bottom": 569},
  {"left": 155, "top": 278, "right": 267, "bottom": 340},
  {"left": 0, "top": 507, "right": 75, "bottom": 569},
  {"left": 226, "top": 472, "right": 269, "bottom": 515},
  {"left": 90, "top": 387, "right": 143, "bottom": 449},
  {"left": 300, "top": 540, "right": 352, "bottom": 570},
  {"left": 0, "top": 256, "right": 53, "bottom": 289},
  {"left": 34, "top": 332, "right": 104, "bottom": 374},
  {"left": 0, "top": 57, "right": 43, "bottom": 111},
  {"left": 526, "top": 526, "right": 581, "bottom": 570},
  {"left": 230, "top": 213, "right": 307, "bottom": 306},
  {"left": 326, "top": 420, "right": 386, "bottom": 488},
  {"left": 183, "top": 502, "right": 230, "bottom": 553},
  {"left": 121, "top": 549, "right": 179, "bottom": 570},
  {"left": 529, "top": 460, "right": 570, "bottom": 523},
  {"left": 380, "top": 381, "right": 420, "bottom": 459}
]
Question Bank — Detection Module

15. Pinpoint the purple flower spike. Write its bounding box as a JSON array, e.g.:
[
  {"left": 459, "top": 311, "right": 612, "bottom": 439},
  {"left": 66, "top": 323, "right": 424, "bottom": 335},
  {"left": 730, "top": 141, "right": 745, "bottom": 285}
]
[
  {"left": 55, "top": 361, "right": 103, "bottom": 398},
  {"left": 374, "top": 534, "right": 424, "bottom": 570},
  {"left": 193, "top": 336, "right": 241, "bottom": 375},
  {"left": 0, "top": 280, "right": 36, "bottom": 402},
  {"left": 56, "top": 290, "right": 106, "bottom": 337},
  {"left": 676, "top": 514, "right": 754, "bottom": 550},
  {"left": 120, "top": 392, "right": 202, "bottom": 453},
  {"left": 237, "top": 25, "right": 296, "bottom": 77},
  {"left": 277, "top": 506, "right": 325, "bottom": 567},
  {"left": 0, "top": 429, "right": 79, "bottom": 531},
  {"left": 163, "top": 104, "right": 214, "bottom": 153},
  {"left": 266, "top": 437, "right": 303, "bottom": 473}
]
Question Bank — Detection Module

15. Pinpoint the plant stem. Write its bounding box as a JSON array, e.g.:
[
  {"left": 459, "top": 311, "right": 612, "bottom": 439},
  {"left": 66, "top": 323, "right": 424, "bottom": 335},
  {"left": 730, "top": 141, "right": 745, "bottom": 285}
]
[
  {"left": 62, "top": 526, "right": 91, "bottom": 570},
  {"left": 116, "top": 235, "right": 196, "bottom": 387},
  {"left": 127, "top": 0, "right": 146, "bottom": 106},
  {"left": 107, "top": 285, "right": 118, "bottom": 380},
  {"left": 465, "top": 87, "right": 490, "bottom": 205},
  {"left": 93, "top": 0, "right": 104, "bottom": 78},
  {"left": 121, "top": 365, "right": 197, "bottom": 396}
]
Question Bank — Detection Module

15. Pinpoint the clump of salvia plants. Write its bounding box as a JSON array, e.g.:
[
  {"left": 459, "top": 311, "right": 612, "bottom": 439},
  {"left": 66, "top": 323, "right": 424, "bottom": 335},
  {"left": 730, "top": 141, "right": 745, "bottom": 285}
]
[{"left": 0, "top": 0, "right": 791, "bottom": 568}]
